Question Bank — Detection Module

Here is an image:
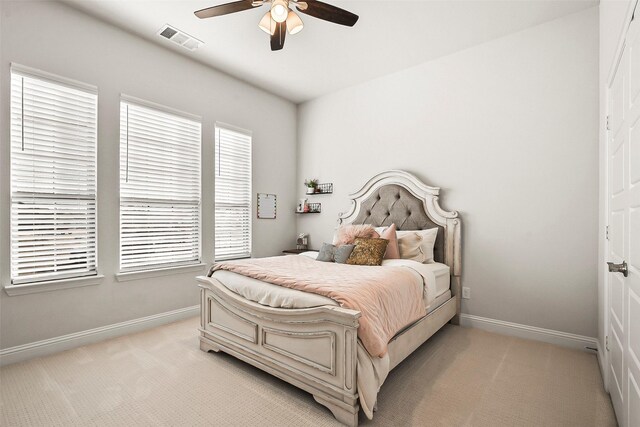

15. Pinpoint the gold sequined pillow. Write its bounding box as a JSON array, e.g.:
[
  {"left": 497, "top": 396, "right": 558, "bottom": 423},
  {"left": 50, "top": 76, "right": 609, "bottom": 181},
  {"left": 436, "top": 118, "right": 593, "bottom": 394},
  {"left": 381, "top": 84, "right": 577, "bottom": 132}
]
[{"left": 347, "top": 238, "right": 389, "bottom": 266}]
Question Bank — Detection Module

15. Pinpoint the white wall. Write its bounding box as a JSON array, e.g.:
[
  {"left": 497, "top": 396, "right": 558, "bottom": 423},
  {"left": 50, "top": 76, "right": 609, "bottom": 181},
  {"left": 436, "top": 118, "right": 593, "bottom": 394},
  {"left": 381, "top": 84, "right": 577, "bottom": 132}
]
[
  {"left": 297, "top": 8, "right": 599, "bottom": 337},
  {"left": 0, "top": 1, "right": 297, "bottom": 349},
  {"left": 598, "top": 0, "right": 636, "bottom": 374}
]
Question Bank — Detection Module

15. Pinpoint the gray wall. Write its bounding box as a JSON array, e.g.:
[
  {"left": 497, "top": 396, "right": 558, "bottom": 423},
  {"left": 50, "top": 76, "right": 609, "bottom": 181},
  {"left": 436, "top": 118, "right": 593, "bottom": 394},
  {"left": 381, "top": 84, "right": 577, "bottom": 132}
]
[
  {"left": 297, "top": 8, "right": 600, "bottom": 337},
  {"left": 0, "top": 1, "right": 297, "bottom": 349}
]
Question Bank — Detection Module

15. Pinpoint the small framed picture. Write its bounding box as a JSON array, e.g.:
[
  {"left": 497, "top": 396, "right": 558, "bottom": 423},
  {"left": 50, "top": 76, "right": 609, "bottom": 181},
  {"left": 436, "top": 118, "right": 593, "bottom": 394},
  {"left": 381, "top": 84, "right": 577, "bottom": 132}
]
[{"left": 257, "top": 193, "right": 277, "bottom": 219}]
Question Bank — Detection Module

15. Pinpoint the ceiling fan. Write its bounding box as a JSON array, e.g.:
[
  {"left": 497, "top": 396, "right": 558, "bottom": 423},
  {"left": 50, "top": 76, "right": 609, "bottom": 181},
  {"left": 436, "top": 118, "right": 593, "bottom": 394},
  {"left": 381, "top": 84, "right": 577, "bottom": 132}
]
[{"left": 194, "top": 0, "right": 359, "bottom": 51}]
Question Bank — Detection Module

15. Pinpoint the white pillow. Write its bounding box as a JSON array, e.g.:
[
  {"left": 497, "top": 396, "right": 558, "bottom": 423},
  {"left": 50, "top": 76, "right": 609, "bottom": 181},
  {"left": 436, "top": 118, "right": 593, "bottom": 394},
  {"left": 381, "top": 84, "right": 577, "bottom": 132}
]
[
  {"left": 374, "top": 226, "right": 388, "bottom": 235},
  {"left": 396, "top": 228, "right": 438, "bottom": 263}
]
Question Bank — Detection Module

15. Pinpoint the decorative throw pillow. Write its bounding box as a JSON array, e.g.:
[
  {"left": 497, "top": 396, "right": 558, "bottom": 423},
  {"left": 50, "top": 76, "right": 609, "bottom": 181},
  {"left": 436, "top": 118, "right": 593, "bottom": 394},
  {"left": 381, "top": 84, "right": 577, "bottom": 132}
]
[
  {"left": 333, "top": 224, "right": 377, "bottom": 246},
  {"left": 334, "top": 245, "right": 356, "bottom": 264},
  {"left": 316, "top": 243, "right": 355, "bottom": 264},
  {"left": 397, "top": 233, "right": 424, "bottom": 262},
  {"left": 347, "top": 238, "right": 389, "bottom": 266},
  {"left": 378, "top": 223, "right": 400, "bottom": 259},
  {"left": 397, "top": 228, "right": 438, "bottom": 263},
  {"left": 316, "top": 243, "right": 336, "bottom": 262}
]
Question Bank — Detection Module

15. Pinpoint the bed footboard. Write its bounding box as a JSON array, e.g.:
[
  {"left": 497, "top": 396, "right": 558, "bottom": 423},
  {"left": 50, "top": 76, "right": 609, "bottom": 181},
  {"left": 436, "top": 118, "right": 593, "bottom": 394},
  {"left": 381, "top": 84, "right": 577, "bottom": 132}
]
[{"left": 198, "top": 276, "right": 361, "bottom": 426}]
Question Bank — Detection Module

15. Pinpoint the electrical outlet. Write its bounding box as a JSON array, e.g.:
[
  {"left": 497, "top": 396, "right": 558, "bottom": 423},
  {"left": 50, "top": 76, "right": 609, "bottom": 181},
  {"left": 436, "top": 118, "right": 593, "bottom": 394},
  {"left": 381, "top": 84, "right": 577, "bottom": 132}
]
[{"left": 462, "top": 287, "right": 471, "bottom": 299}]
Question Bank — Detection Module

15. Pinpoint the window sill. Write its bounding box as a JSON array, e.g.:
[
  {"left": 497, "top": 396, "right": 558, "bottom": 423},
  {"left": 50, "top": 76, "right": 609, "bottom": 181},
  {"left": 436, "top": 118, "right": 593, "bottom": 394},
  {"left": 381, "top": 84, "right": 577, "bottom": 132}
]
[
  {"left": 4, "top": 275, "right": 105, "bottom": 296},
  {"left": 115, "top": 263, "right": 206, "bottom": 282},
  {"left": 214, "top": 256, "right": 251, "bottom": 262}
]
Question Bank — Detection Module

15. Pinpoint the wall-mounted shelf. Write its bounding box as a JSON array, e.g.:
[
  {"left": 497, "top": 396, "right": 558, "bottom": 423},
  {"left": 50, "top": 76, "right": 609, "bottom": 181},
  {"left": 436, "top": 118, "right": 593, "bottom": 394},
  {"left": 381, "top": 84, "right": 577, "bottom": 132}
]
[
  {"left": 313, "top": 183, "right": 333, "bottom": 195},
  {"left": 296, "top": 202, "right": 321, "bottom": 214}
]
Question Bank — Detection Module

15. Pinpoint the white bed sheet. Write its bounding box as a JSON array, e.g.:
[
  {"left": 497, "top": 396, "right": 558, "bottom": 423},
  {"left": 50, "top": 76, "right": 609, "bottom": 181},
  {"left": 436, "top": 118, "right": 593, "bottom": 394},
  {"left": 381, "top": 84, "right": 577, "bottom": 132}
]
[{"left": 213, "top": 270, "right": 336, "bottom": 308}]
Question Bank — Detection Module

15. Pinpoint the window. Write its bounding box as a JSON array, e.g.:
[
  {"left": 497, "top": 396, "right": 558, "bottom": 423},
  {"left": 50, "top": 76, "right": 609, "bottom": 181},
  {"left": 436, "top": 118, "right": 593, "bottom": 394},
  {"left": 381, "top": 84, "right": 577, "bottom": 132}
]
[
  {"left": 119, "top": 98, "right": 201, "bottom": 272},
  {"left": 10, "top": 67, "right": 98, "bottom": 285},
  {"left": 214, "top": 124, "right": 252, "bottom": 260}
]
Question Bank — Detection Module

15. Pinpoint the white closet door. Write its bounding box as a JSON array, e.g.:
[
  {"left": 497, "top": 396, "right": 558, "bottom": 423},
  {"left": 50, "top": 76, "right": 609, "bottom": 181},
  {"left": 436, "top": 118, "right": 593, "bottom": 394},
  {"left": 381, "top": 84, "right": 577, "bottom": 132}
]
[{"left": 607, "top": 15, "right": 640, "bottom": 427}]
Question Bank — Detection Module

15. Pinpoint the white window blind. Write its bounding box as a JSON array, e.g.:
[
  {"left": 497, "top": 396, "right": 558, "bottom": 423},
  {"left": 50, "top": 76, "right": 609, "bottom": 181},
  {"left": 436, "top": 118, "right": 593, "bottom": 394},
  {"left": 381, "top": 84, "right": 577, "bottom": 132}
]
[
  {"left": 215, "top": 124, "right": 252, "bottom": 261},
  {"left": 10, "top": 67, "right": 98, "bottom": 285},
  {"left": 119, "top": 99, "right": 201, "bottom": 272}
]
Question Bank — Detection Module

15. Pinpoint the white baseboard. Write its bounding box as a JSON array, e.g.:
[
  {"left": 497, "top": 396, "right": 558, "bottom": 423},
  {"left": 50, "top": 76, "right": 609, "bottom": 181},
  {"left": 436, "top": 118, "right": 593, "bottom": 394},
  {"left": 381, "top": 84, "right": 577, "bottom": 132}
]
[
  {"left": 459, "top": 313, "right": 599, "bottom": 352},
  {"left": 0, "top": 305, "right": 199, "bottom": 366},
  {"left": 1, "top": 309, "right": 598, "bottom": 366}
]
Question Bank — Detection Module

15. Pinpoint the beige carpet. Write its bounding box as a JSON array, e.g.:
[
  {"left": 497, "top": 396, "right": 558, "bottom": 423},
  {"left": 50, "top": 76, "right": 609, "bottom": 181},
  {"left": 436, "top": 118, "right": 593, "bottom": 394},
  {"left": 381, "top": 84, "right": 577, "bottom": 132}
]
[{"left": 1, "top": 317, "right": 616, "bottom": 426}]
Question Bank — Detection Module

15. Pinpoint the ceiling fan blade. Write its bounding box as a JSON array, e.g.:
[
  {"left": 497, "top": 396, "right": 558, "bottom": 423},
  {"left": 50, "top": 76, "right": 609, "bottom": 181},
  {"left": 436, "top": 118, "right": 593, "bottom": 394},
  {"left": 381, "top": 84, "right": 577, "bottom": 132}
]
[
  {"left": 296, "top": 0, "right": 358, "bottom": 27},
  {"left": 195, "top": 1, "right": 259, "bottom": 19},
  {"left": 270, "top": 21, "right": 286, "bottom": 51}
]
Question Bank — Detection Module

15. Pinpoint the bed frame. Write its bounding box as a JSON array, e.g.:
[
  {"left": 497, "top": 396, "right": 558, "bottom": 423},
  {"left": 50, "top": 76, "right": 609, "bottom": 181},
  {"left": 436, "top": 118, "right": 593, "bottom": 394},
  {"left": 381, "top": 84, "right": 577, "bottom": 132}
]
[{"left": 197, "top": 170, "right": 461, "bottom": 426}]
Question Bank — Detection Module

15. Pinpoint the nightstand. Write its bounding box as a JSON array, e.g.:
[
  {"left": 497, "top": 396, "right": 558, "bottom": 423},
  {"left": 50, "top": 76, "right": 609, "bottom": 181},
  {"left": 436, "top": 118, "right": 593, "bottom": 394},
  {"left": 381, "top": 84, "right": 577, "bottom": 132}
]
[{"left": 282, "top": 248, "right": 314, "bottom": 255}]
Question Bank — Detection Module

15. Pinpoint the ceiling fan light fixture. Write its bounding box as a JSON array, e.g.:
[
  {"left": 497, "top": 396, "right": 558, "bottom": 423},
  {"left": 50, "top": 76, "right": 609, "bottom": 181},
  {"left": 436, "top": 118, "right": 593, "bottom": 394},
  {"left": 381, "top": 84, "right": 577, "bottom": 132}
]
[
  {"left": 194, "top": 0, "right": 359, "bottom": 51},
  {"left": 270, "top": 0, "right": 289, "bottom": 23},
  {"left": 286, "top": 11, "right": 303, "bottom": 35},
  {"left": 258, "top": 11, "right": 276, "bottom": 35}
]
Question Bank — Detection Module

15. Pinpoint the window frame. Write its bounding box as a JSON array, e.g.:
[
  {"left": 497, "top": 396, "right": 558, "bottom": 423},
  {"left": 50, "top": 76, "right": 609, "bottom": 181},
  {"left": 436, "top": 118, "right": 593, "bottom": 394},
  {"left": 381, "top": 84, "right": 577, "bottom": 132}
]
[
  {"left": 118, "top": 95, "right": 203, "bottom": 273},
  {"left": 8, "top": 64, "right": 99, "bottom": 287},
  {"left": 214, "top": 122, "right": 253, "bottom": 261}
]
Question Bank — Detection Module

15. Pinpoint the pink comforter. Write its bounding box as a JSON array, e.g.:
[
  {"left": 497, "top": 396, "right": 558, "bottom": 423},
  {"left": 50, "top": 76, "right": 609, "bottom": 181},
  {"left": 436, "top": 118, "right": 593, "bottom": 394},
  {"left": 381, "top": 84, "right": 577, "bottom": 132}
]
[{"left": 209, "top": 256, "right": 426, "bottom": 357}]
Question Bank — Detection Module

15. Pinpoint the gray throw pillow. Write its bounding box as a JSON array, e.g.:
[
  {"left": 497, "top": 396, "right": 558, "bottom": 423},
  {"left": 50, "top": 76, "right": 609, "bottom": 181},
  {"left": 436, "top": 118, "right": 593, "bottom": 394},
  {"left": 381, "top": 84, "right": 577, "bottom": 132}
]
[
  {"left": 334, "top": 244, "right": 355, "bottom": 264},
  {"left": 316, "top": 243, "right": 335, "bottom": 262},
  {"left": 316, "top": 243, "right": 355, "bottom": 264}
]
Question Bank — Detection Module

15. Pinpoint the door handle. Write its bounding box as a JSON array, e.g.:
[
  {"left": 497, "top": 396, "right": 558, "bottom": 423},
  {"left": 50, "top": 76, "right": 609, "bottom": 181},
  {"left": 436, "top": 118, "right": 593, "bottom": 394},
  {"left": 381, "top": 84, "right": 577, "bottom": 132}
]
[{"left": 607, "top": 261, "right": 628, "bottom": 277}]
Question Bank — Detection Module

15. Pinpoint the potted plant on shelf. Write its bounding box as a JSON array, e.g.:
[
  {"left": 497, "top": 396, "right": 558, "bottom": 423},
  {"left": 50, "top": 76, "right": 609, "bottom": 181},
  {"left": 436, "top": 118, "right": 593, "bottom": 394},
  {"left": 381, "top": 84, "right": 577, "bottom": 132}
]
[{"left": 304, "top": 179, "right": 318, "bottom": 195}]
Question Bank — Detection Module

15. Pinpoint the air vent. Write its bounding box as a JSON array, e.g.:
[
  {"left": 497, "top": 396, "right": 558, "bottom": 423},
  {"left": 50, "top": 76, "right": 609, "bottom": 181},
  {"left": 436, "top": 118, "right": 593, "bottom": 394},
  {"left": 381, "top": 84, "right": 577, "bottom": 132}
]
[{"left": 157, "top": 24, "right": 203, "bottom": 51}]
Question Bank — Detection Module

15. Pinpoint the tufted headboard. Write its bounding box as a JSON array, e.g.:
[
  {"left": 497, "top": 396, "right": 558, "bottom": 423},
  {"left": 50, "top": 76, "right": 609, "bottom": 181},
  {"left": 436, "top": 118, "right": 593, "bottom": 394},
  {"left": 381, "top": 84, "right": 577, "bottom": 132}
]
[
  {"left": 350, "top": 184, "right": 446, "bottom": 263},
  {"left": 338, "top": 170, "right": 461, "bottom": 313}
]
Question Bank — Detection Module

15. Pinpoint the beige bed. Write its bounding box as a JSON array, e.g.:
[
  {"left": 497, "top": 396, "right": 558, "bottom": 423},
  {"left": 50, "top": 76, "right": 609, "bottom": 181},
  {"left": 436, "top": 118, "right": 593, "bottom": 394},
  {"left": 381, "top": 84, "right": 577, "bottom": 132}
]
[{"left": 197, "top": 170, "right": 462, "bottom": 426}]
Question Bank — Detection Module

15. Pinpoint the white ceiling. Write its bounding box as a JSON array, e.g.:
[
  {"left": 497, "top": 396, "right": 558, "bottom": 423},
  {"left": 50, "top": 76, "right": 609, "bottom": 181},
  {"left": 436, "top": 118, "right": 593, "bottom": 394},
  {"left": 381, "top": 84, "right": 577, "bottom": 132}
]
[{"left": 63, "top": 0, "right": 597, "bottom": 103}]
